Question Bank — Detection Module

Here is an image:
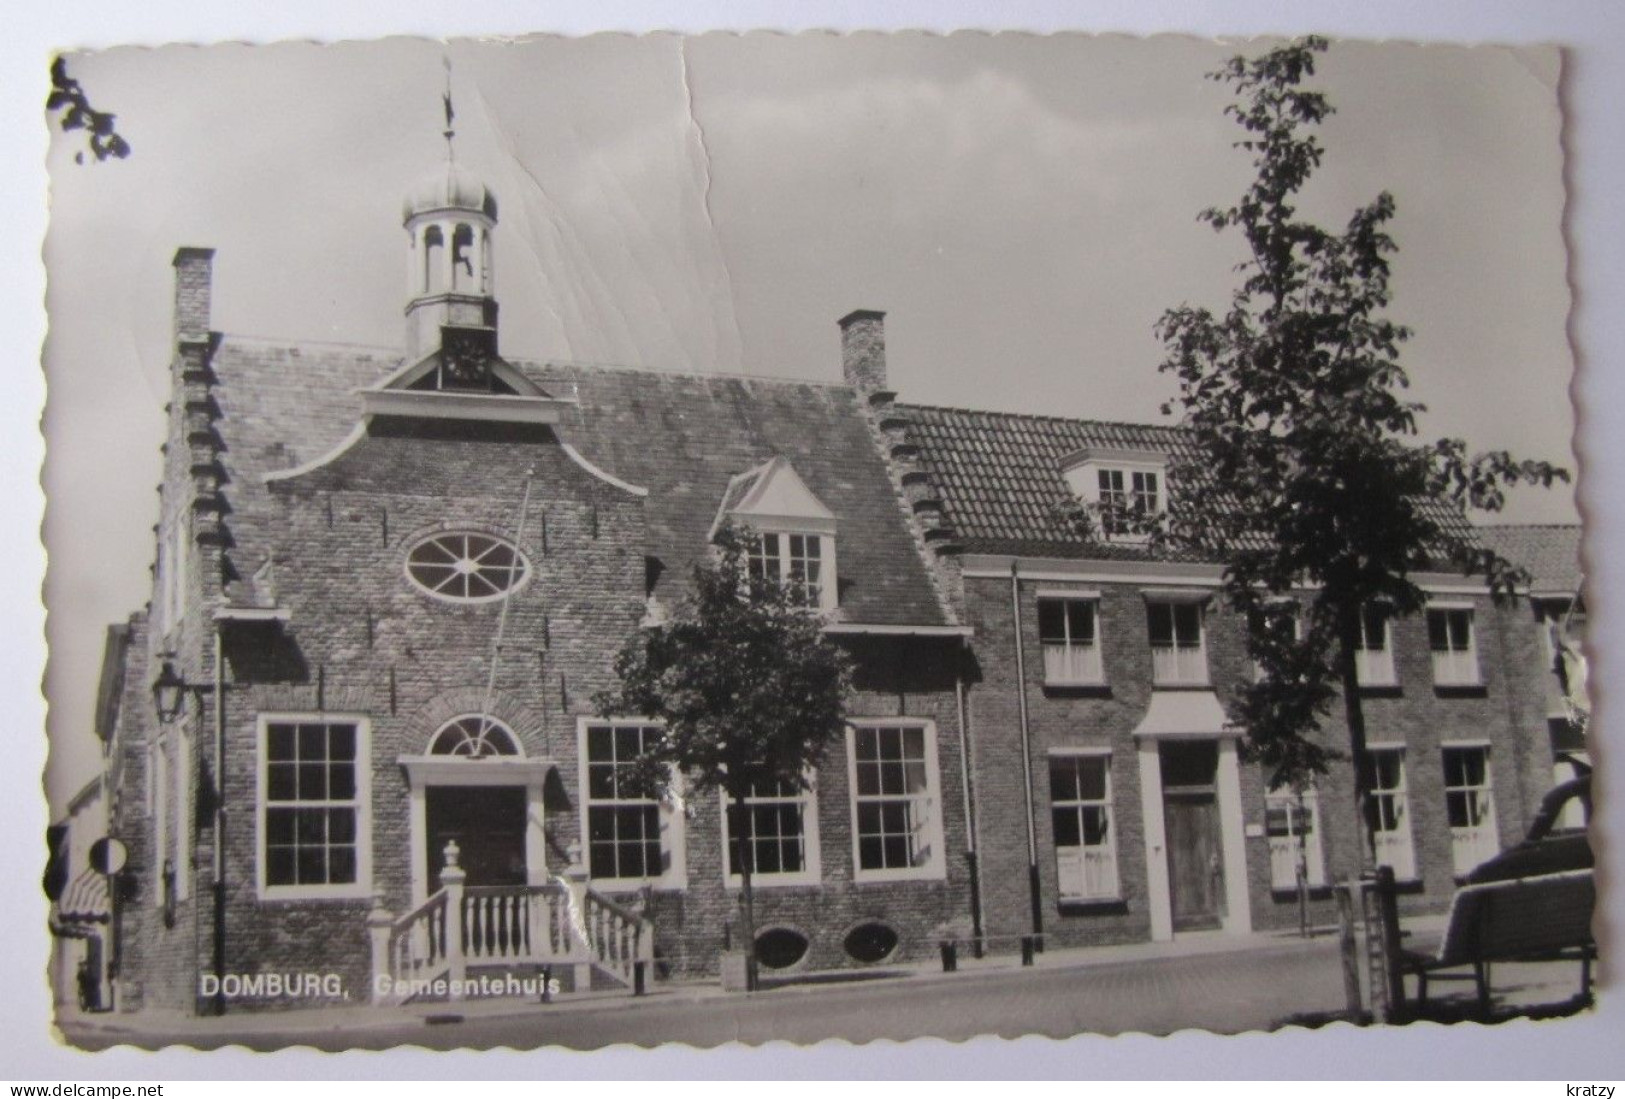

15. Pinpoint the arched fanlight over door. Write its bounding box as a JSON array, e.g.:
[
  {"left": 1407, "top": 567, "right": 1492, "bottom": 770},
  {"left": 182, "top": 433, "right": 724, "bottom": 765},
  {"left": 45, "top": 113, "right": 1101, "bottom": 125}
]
[{"left": 428, "top": 715, "right": 522, "bottom": 759}]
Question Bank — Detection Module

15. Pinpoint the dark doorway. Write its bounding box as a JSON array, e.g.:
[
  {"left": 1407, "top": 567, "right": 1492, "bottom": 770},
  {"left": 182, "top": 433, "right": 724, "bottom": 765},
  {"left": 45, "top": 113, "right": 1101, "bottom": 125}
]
[
  {"left": 425, "top": 786, "right": 528, "bottom": 888},
  {"left": 1160, "top": 740, "right": 1224, "bottom": 931}
]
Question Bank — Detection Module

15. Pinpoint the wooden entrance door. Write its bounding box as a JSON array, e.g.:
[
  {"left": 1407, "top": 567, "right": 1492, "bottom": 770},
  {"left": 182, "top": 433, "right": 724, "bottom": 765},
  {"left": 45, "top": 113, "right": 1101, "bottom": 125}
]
[
  {"left": 1160, "top": 739, "right": 1224, "bottom": 931},
  {"left": 425, "top": 786, "right": 528, "bottom": 888},
  {"left": 1165, "top": 794, "right": 1223, "bottom": 929}
]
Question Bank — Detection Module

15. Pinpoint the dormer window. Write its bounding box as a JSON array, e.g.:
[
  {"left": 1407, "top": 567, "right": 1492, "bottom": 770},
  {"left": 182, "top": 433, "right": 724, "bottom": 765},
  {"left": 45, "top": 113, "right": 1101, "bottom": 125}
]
[
  {"left": 713, "top": 457, "right": 839, "bottom": 613},
  {"left": 1059, "top": 447, "right": 1167, "bottom": 541},
  {"left": 748, "top": 531, "right": 828, "bottom": 609},
  {"left": 1097, "top": 468, "right": 1160, "bottom": 534}
]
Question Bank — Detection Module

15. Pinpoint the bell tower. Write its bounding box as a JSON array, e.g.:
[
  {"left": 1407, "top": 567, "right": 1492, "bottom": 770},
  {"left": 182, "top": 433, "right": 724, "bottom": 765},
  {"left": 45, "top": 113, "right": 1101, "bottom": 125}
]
[{"left": 401, "top": 78, "right": 500, "bottom": 373}]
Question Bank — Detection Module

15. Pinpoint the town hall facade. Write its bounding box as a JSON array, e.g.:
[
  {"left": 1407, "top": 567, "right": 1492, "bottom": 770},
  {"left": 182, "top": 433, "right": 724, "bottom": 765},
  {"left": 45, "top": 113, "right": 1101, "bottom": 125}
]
[{"left": 84, "top": 152, "right": 1583, "bottom": 1015}]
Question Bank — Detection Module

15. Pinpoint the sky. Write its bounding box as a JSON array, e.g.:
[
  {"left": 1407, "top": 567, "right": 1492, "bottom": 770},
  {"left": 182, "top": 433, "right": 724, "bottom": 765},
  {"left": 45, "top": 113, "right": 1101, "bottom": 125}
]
[{"left": 40, "top": 33, "right": 1577, "bottom": 811}]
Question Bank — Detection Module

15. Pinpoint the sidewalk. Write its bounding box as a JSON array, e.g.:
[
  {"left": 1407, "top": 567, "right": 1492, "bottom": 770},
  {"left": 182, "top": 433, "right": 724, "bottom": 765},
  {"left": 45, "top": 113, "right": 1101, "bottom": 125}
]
[{"left": 59, "top": 922, "right": 1410, "bottom": 1042}]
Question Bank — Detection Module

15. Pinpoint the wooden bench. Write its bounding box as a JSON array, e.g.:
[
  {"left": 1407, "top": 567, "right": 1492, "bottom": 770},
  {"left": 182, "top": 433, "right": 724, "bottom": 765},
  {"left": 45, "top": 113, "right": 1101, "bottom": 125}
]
[{"left": 1400, "top": 869, "right": 1596, "bottom": 1015}]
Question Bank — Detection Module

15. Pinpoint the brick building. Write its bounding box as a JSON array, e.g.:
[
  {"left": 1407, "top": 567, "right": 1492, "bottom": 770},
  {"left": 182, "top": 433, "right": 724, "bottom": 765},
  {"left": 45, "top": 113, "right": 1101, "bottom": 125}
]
[{"left": 93, "top": 156, "right": 1577, "bottom": 1015}]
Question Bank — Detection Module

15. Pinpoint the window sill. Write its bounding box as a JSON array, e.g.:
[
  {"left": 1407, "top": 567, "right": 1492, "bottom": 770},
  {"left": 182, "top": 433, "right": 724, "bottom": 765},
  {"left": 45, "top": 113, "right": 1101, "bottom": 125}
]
[
  {"left": 1434, "top": 682, "right": 1487, "bottom": 698},
  {"left": 1356, "top": 683, "right": 1403, "bottom": 697},
  {"left": 1269, "top": 884, "right": 1333, "bottom": 902},
  {"left": 1151, "top": 680, "right": 1212, "bottom": 691},
  {"left": 257, "top": 884, "right": 374, "bottom": 903},
  {"left": 590, "top": 878, "right": 689, "bottom": 894},
  {"left": 724, "top": 874, "right": 823, "bottom": 891},
  {"left": 1058, "top": 896, "right": 1128, "bottom": 916},
  {"left": 1043, "top": 680, "right": 1111, "bottom": 696},
  {"left": 852, "top": 867, "right": 947, "bottom": 886}
]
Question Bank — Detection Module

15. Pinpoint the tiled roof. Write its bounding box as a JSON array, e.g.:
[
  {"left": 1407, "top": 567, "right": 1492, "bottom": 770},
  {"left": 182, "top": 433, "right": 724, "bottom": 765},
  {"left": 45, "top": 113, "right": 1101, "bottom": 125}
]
[
  {"left": 206, "top": 339, "right": 948, "bottom": 626},
  {"left": 1477, "top": 524, "right": 1584, "bottom": 593},
  {"left": 527, "top": 363, "right": 946, "bottom": 625},
  {"left": 899, "top": 402, "right": 1479, "bottom": 561}
]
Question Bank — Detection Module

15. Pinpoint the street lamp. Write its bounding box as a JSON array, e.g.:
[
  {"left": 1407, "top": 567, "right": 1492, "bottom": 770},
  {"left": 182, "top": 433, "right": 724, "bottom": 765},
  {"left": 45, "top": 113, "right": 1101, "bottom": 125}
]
[{"left": 150, "top": 661, "right": 189, "bottom": 723}]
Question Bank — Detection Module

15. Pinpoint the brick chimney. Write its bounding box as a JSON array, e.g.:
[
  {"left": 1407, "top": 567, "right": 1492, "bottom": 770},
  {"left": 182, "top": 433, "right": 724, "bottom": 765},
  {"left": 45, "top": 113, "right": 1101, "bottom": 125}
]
[
  {"left": 172, "top": 247, "right": 215, "bottom": 340},
  {"left": 839, "top": 309, "right": 887, "bottom": 394}
]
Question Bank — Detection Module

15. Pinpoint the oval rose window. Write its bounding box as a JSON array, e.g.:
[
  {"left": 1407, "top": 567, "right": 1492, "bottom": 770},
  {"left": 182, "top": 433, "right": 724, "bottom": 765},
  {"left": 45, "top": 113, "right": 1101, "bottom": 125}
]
[
  {"left": 755, "top": 927, "right": 810, "bottom": 970},
  {"left": 406, "top": 531, "right": 530, "bottom": 603},
  {"left": 842, "top": 922, "right": 899, "bottom": 964}
]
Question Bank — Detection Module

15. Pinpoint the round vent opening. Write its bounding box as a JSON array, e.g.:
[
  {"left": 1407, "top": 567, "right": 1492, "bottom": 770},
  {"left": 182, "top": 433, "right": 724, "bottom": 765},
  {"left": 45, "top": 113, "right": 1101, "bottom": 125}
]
[
  {"left": 843, "top": 922, "right": 899, "bottom": 964},
  {"left": 755, "top": 927, "right": 810, "bottom": 970}
]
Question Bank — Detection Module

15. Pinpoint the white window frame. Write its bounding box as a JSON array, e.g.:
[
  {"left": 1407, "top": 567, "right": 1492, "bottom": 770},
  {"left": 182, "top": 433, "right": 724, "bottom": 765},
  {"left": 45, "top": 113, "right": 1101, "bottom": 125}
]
[
  {"left": 577, "top": 718, "right": 687, "bottom": 891},
  {"left": 1048, "top": 749, "right": 1119, "bottom": 902},
  {"left": 158, "top": 512, "right": 189, "bottom": 638},
  {"left": 1355, "top": 604, "right": 1398, "bottom": 687},
  {"left": 1036, "top": 591, "right": 1105, "bottom": 686},
  {"left": 403, "top": 529, "right": 531, "bottom": 605},
  {"left": 1365, "top": 744, "right": 1416, "bottom": 880},
  {"left": 152, "top": 735, "right": 169, "bottom": 910},
  {"left": 846, "top": 720, "right": 947, "bottom": 884},
  {"left": 175, "top": 729, "right": 192, "bottom": 902},
  {"left": 1250, "top": 600, "right": 1303, "bottom": 682},
  {"left": 1067, "top": 459, "right": 1166, "bottom": 542},
  {"left": 1427, "top": 604, "right": 1481, "bottom": 687},
  {"left": 718, "top": 773, "right": 822, "bottom": 889},
  {"left": 1442, "top": 742, "right": 1499, "bottom": 876},
  {"left": 255, "top": 714, "right": 373, "bottom": 902},
  {"left": 1264, "top": 784, "right": 1327, "bottom": 891},
  {"left": 1147, "top": 599, "right": 1208, "bottom": 686},
  {"left": 744, "top": 527, "right": 839, "bottom": 613}
]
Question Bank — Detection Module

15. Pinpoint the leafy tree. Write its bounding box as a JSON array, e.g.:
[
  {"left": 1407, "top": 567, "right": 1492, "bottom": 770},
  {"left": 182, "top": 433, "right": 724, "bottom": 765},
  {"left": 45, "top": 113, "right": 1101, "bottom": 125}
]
[
  {"left": 48, "top": 56, "right": 130, "bottom": 163},
  {"left": 1146, "top": 37, "right": 1566, "bottom": 862},
  {"left": 597, "top": 524, "right": 852, "bottom": 989}
]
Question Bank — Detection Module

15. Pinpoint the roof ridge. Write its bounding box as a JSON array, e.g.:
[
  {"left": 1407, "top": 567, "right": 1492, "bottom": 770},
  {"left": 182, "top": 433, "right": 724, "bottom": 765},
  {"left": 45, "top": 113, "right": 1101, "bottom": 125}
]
[
  {"left": 219, "top": 332, "right": 403, "bottom": 355},
  {"left": 521, "top": 358, "right": 851, "bottom": 390},
  {"left": 1474, "top": 521, "right": 1582, "bottom": 530},
  {"left": 897, "top": 400, "right": 1187, "bottom": 435}
]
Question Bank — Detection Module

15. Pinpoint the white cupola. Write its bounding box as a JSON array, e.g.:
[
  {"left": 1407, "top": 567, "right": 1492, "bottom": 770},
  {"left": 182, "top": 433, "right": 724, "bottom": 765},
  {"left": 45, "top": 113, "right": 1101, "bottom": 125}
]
[{"left": 402, "top": 157, "right": 500, "bottom": 363}]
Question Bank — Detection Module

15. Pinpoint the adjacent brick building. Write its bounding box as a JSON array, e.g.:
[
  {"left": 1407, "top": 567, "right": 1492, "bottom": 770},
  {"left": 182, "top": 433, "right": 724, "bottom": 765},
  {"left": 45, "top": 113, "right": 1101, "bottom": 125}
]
[{"left": 92, "top": 155, "right": 1579, "bottom": 1016}]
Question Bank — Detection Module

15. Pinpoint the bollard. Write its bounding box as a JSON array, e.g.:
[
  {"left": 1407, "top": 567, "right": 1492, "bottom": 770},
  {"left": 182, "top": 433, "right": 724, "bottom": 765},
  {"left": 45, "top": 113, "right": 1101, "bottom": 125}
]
[
  {"left": 541, "top": 965, "right": 553, "bottom": 1004},
  {"left": 1020, "top": 935, "right": 1036, "bottom": 967},
  {"left": 634, "top": 959, "right": 647, "bottom": 997},
  {"left": 940, "top": 941, "right": 958, "bottom": 973},
  {"left": 1335, "top": 880, "right": 1366, "bottom": 1023}
]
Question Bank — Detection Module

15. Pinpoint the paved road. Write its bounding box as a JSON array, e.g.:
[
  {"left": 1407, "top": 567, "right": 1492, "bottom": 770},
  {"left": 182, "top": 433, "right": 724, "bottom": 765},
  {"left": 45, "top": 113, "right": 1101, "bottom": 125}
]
[{"left": 64, "top": 937, "right": 1359, "bottom": 1052}]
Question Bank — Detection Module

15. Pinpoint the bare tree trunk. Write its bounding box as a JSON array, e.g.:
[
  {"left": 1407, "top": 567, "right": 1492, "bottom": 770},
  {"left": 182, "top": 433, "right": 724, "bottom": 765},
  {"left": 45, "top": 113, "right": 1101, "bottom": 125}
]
[
  {"left": 730, "top": 794, "right": 759, "bottom": 992},
  {"left": 1335, "top": 603, "right": 1377, "bottom": 871}
]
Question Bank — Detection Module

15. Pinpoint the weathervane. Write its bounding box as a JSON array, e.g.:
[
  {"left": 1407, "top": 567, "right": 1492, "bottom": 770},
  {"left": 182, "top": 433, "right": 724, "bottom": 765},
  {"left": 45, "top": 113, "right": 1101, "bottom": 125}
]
[{"left": 442, "top": 55, "right": 456, "bottom": 160}]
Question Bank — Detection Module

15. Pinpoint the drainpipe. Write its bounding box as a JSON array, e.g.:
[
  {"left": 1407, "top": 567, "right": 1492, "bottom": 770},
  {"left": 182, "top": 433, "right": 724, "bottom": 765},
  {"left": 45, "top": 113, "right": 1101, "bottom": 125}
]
[
  {"left": 211, "top": 623, "right": 226, "bottom": 1015},
  {"left": 1009, "top": 564, "right": 1043, "bottom": 946},
  {"left": 953, "top": 638, "right": 984, "bottom": 956}
]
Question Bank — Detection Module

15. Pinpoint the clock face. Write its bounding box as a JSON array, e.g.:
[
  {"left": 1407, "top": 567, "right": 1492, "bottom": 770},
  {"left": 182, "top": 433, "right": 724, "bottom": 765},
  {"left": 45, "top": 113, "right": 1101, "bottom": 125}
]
[{"left": 440, "top": 326, "right": 496, "bottom": 389}]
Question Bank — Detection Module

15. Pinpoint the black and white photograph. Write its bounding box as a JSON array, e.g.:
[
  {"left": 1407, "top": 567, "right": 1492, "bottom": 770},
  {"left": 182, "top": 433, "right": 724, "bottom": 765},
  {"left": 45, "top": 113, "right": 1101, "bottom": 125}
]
[{"left": 22, "top": 11, "right": 1620, "bottom": 1073}]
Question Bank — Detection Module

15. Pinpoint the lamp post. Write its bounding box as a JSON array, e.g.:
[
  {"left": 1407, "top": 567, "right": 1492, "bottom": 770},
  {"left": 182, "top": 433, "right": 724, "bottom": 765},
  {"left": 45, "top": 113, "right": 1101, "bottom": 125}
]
[{"left": 149, "top": 655, "right": 228, "bottom": 1014}]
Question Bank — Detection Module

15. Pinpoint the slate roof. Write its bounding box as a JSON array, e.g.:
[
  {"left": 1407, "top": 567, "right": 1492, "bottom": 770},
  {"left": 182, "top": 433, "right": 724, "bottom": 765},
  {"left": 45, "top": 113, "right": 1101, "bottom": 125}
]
[
  {"left": 1478, "top": 524, "right": 1584, "bottom": 594},
  {"left": 205, "top": 337, "right": 948, "bottom": 626},
  {"left": 899, "top": 402, "right": 1480, "bottom": 561}
]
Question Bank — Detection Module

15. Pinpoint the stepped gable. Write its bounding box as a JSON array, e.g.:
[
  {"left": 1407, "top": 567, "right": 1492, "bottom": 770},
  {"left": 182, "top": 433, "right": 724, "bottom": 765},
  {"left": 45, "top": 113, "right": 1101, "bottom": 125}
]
[{"left": 206, "top": 337, "right": 398, "bottom": 605}]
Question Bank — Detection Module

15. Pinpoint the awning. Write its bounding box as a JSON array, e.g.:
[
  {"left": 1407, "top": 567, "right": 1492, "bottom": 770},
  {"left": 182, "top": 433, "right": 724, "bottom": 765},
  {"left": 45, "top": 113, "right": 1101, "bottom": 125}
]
[
  {"left": 1132, "top": 690, "right": 1238, "bottom": 738},
  {"left": 52, "top": 868, "right": 110, "bottom": 929}
]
